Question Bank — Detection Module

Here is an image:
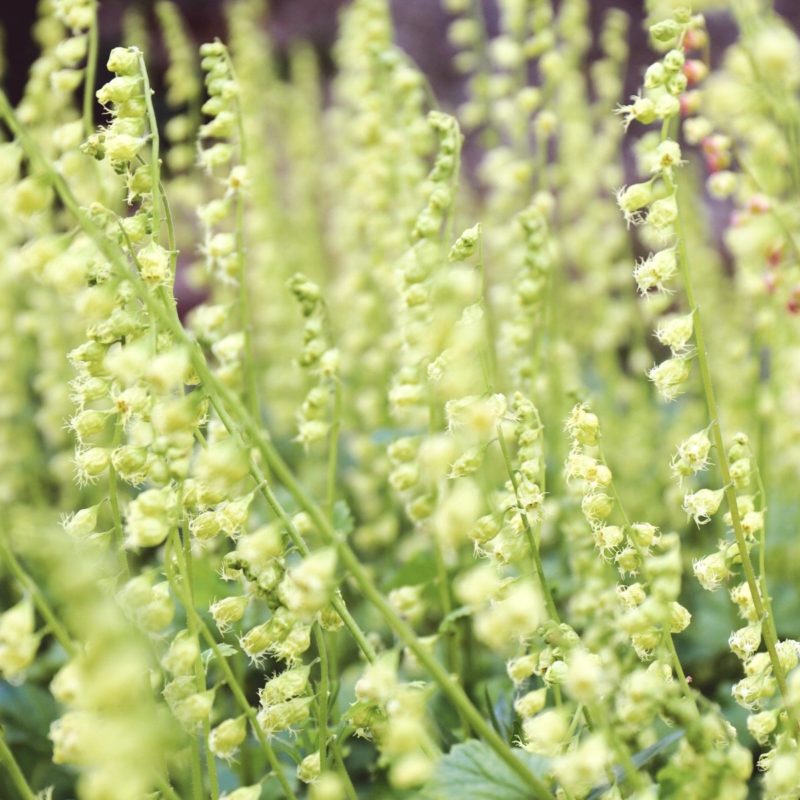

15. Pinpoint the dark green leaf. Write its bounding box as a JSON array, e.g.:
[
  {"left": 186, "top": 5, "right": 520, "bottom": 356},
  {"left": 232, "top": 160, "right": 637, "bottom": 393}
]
[{"left": 423, "top": 739, "right": 550, "bottom": 800}]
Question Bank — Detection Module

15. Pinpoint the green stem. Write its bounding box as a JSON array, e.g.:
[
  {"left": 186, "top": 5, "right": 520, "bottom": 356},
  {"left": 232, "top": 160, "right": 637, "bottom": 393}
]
[
  {"left": 82, "top": 1, "right": 99, "bottom": 140},
  {"left": 137, "top": 53, "right": 162, "bottom": 230},
  {"left": 0, "top": 730, "right": 37, "bottom": 800},
  {"left": 673, "top": 200, "right": 798, "bottom": 730},
  {"left": 0, "top": 538, "right": 76, "bottom": 657},
  {"left": 749, "top": 445, "right": 782, "bottom": 694},
  {"left": 476, "top": 234, "right": 498, "bottom": 391},
  {"left": 433, "top": 537, "right": 470, "bottom": 736},
  {"left": 188, "top": 737, "right": 204, "bottom": 800},
  {"left": 107, "top": 418, "right": 130, "bottom": 578},
  {"left": 180, "top": 509, "right": 219, "bottom": 800},
  {"left": 326, "top": 379, "right": 342, "bottom": 520},
  {"left": 168, "top": 531, "right": 298, "bottom": 800},
  {"left": 496, "top": 427, "right": 560, "bottom": 623},
  {"left": 223, "top": 47, "right": 259, "bottom": 418},
  {"left": 153, "top": 773, "right": 183, "bottom": 800},
  {"left": 330, "top": 736, "right": 358, "bottom": 800},
  {"left": 0, "top": 93, "right": 550, "bottom": 798},
  {"left": 313, "top": 625, "right": 330, "bottom": 772}
]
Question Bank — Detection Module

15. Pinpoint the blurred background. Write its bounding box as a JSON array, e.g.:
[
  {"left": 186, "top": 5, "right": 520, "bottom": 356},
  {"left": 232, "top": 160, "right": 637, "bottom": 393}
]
[{"left": 3, "top": 1, "right": 800, "bottom": 112}]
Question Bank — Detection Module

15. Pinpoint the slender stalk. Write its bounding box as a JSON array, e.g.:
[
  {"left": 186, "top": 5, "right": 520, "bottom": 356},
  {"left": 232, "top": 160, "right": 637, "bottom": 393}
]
[
  {"left": 179, "top": 511, "right": 219, "bottom": 800},
  {"left": 476, "top": 234, "right": 499, "bottom": 390},
  {"left": 188, "top": 737, "right": 204, "bottom": 800},
  {"left": 673, "top": 201, "right": 798, "bottom": 729},
  {"left": 496, "top": 427, "right": 560, "bottom": 623},
  {"left": 0, "top": 731, "right": 37, "bottom": 800},
  {"left": 0, "top": 537, "right": 76, "bottom": 658},
  {"left": 326, "top": 379, "right": 342, "bottom": 520},
  {"left": 0, "top": 93, "right": 551, "bottom": 798},
  {"left": 153, "top": 773, "right": 183, "bottom": 800},
  {"left": 168, "top": 531, "right": 298, "bottom": 800},
  {"left": 223, "top": 47, "right": 259, "bottom": 418},
  {"left": 433, "top": 536, "right": 471, "bottom": 736},
  {"left": 330, "top": 736, "right": 359, "bottom": 800},
  {"left": 137, "top": 54, "right": 162, "bottom": 229},
  {"left": 82, "top": 1, "right": 99, "bottom": 140},
  {"left": 596, "top": 444, "right": 698, "bottom": 714},
  {"left": 107, "top": 418, "right": 130, "bottom": 578},
  {"left": 313, "top": 624, "right": 330, "bottom": 772}
]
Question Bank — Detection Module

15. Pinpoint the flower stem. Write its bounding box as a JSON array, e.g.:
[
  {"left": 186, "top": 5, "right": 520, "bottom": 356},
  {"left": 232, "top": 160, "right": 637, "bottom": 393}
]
[
  {"left": 0, "top": 536, "right": 76, "bottom": 658},
  {"left": 496, "top": 426, "right": 560, "bottom": 623},
  {"left": 0, "top": 729, "right": 37, "bottom": 800},
  {"left": 107, "top": 418, "right": 130, "bottom": 578},
  {"left": 0, "top": 91, "right": 551, "bottom": 799},
  {"left": 673, "top": 200, "right": 798, "bottom": 731},
  {"left": 313, "top": 624, "right": 330, "bottom": 772},
  {"left": 168, "top": 531, "right": 298, "bottom": 800},
  {"left": 82, "top": 1, "right": 99, "bottom": 140}
]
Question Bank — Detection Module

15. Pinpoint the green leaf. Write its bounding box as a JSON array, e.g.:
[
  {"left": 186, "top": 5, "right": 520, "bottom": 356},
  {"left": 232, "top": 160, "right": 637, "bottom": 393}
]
[
  {"left": 333, "top": 500, "right": 355, "bottom": 537},
  {"left": 437, "top": 605, "right": 472, "bottom": 634},
  {"left": 587, "top": 729, "right": 683, "bottom": 799},
  {"left": 423, "top": 739, "right": 550, "bottom": 800},
  {"left": 202, "top": 643, "right": 238, "bottom": 666},
  {"left": 384, "top": 550, "right": 438, "bottom": 590},
  {"left": 0, "top": 682, "right": 59, "bottom": 752}
]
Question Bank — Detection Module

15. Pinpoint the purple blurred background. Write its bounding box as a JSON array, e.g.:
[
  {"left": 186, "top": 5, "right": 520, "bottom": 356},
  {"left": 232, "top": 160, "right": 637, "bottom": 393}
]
[{"left": 3, "top": 1, "right": 800, "bottom": 113}]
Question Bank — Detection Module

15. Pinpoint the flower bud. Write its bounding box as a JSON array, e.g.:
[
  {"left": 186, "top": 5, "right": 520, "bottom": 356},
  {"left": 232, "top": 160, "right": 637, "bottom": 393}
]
[
  {"left": 648, "top": 357, "right": 691, "bottom": 401},
  {"left": 162, "top": 631, "right": 200, "bottom": 676},
  {"left": 209, "top": 716, "right": 247, "bottom": 760},
  {"left": 210, "top": 596, "right": 249, "bottom": 632},
  {"left": 298, "top": 752, "right": 321, "bottom": 784},
  {"left": 683, "top": 488, "right": 725, "bottom": 526}
]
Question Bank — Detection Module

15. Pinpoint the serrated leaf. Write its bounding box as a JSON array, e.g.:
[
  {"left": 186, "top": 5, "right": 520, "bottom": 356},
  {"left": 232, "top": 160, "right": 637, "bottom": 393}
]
[
  {"left": 332, "top": 500, "right": 355, "bottom": 536},
  {"left": 202, "top": 643, "right": 238, "bottom": 666},
  {"left": 423, "top": 739, "right": 550, "bottom": 800},
  {"left": 586, "top": 729, "right": 683, "bottom": 799},
  {"left": 384, "top": 550, "right": 438, "bottom": 590},
  {"left": 0, "top": 682, "right": 59, "bottom": 752},
  {"left": 438, "top": 605, "right": 472, "bottom": 634}
]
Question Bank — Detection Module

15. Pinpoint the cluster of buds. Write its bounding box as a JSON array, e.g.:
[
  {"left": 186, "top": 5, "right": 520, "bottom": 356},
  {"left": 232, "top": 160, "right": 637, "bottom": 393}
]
[
  {"left": 504, "top": 204, "right": 556, "bottom": 389},
  {"left": 389, "top": 112, "right": 461, "bottom": 421},
  {"left": 565, "top": 403, "right": 689, "bottom": 661},
  {"left": 0, "top": 598, "right": 39, "bottom": 682},
  {"left": 349, "top": 653, "right": 436, "bottom": 789},
  {"left": 256, "top": 663, "right": 313, "bottom": 737},
  {"left": 616, "top": 12, "right": 713, "bottom": 403},
  {"left": 86, "top": 48, "right": 149, "bottom": 173},
  {"left": 155, "top": 1, "right": 201, "bottom": 172},
  {"left": 288, "top": 273, "right": 339, "bottom": 446},
  {"left": 617, "top": 10, "right": 707, "bottom": 131},
  {"left": 118, "top": 573, "right": 174, "bottom": 633}
]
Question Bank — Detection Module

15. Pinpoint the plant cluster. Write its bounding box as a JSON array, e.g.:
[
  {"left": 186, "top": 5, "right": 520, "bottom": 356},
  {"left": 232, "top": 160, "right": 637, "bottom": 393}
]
[{"left": 2, "top": 0, "right": 800, "bottom": 798}]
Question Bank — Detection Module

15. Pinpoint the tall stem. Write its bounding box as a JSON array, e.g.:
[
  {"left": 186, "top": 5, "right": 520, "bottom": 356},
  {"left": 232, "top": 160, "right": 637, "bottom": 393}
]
[
  {"left": 496, "top": 427, "right": 560, "bottom": 623},
  {"left": 673, "top": 202, "right": 797, "bottom": 729},
  {"left": 82, "top": 1, "right": 99, "bottom": 140},
  {"left": 313, "top": 625, "right": 330, "bottom": 772},
  {"left": 0, "top": 730, "right": 37, "bottom": 800},
  {"left": 107, "top": 418, "right": 130, "bottom": 578},
  {"left": 596, "top": 444, "right": 698, "bottom": 714},
  {"left": 168, "top": 531, "right": 298, "bottom": 800},
  {"left": 0, "top": 537, "right": 76, "bottom": 658},
  {"left": 0, "top": 92, "right": 551, "bottom": 799}
]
